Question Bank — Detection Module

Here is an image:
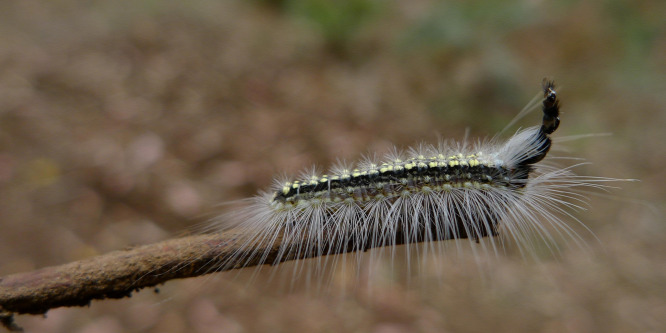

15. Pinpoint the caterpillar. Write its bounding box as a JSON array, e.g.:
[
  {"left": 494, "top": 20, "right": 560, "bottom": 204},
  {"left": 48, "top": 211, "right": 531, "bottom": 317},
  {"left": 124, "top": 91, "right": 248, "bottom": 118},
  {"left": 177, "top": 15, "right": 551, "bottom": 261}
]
[{"left": 206, "top": 80, "right": 613, "bottom": 284}]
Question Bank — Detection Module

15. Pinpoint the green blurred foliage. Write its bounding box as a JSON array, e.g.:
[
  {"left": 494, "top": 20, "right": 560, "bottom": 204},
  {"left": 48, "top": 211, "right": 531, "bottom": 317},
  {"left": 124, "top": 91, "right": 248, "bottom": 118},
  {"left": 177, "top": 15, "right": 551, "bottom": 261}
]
[{"left": 286, "top": 0, "right": 384, "bottom": 55}]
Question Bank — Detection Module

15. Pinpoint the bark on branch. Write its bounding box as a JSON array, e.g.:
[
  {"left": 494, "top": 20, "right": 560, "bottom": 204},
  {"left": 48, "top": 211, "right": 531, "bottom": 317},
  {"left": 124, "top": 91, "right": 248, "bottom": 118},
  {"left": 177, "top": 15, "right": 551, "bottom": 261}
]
[
  {"left": 0, "top": 231, "right": 276, "bottom": 331},
  {"left": 0, "top": 220, "right": 482, "bottom": 331}
]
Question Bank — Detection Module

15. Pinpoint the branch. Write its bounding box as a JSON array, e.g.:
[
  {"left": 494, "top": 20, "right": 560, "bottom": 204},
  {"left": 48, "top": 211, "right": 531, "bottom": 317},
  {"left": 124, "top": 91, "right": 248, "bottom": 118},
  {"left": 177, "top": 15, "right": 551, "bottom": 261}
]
[
  {"left": 0, "top": 231, "right": 276, "bottom": 331},
  {"left": 0, "top": 220, "right": 482, "bottom": 331}
]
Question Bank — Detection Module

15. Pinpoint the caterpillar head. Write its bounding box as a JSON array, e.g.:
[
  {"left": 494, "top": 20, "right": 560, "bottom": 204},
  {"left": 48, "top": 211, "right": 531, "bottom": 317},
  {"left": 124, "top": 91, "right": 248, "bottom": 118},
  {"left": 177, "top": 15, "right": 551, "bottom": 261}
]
[{"left": 501, "top": 80, "right": 561, "bottom": 180}]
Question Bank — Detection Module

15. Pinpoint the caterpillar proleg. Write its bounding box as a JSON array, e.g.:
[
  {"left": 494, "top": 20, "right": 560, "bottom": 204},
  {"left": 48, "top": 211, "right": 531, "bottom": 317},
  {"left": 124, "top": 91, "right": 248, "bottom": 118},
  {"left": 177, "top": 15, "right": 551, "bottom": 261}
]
[{"left": 208, "top": 80, "right": 613, "bottom": 283}]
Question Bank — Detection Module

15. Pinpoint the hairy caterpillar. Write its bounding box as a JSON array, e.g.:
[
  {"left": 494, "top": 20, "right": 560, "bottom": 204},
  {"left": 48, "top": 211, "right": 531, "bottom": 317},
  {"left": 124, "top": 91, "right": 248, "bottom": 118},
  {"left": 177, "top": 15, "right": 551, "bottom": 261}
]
[{"left": 206, "top": 80, "right": 613, "bottom": 284}]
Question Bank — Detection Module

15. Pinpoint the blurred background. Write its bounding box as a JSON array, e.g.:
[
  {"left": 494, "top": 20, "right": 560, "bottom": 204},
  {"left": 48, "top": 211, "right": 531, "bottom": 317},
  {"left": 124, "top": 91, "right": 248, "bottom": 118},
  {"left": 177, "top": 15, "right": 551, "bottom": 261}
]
[{"left": 0, "top": 0, "right": 664, "bottom": 332}]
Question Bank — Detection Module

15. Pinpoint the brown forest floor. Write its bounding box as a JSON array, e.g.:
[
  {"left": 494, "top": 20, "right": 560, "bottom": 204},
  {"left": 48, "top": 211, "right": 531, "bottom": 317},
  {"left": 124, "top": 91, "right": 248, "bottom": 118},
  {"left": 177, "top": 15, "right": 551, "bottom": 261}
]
[{"left": 1, "top": 1, "right": 664, "bottom": 332}]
